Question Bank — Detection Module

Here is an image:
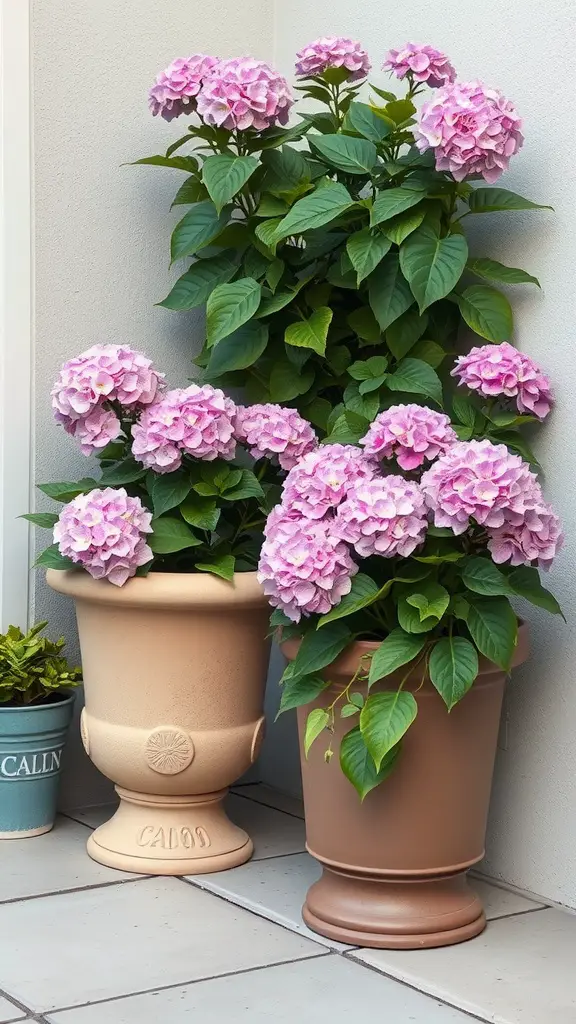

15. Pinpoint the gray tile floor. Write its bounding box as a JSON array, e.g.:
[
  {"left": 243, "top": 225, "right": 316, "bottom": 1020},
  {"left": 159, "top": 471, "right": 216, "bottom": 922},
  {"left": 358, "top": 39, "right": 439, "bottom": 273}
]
[{"left": 0, "top": 782, "right": 573, "bottom": 1024}]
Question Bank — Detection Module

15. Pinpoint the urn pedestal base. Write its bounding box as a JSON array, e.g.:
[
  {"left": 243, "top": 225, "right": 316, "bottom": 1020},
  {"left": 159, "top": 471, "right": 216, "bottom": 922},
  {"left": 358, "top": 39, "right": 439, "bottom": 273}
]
[
  {"left": 302, "top": 862, "right": 485, "bottom": 949},
  {"left": 86, "top": 786, "right": 252, "bottom": 875}
]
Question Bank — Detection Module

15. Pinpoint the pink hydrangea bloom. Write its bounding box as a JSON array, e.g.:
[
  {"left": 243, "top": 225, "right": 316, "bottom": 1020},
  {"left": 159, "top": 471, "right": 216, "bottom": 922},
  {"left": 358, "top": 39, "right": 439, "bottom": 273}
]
[
  {"left": 60, "top": 406, "right": 122, "bottom": 457},
  {"left": 257, "top": 508, "right": 358, "bottom": 622},
  {"left": 149, "top": 54, "right": 219, "bottom": 120},
  {"left": 234, "top": 404, "right": 317, "bottom": 470},
  {"left": 281, "top": 444, "right": 376, "bottom": 520},
  {"left": 295, "top": 37, "right": 370, "bottom": 81},
  {"left": 383, "top": 43, "right": 456, "bottom": 88},
  {"left": 487, "top": 498, "right": 563, "bottom": 569},
  {"left": 54, "top": 488, "right": 153, "bottom": 587},
  {"left": 360, "top": 404, "right": 457, "bottom": 471},
  {"left": 196, "top": 57, "right": 292, "bottom": 130},
  {"left": 414, "top": 80, "right": 523, "bottom": 183},
  {"left": 335, "top": 476, "right": 428, "bottom": 558},
  {"left": 131, "top": 384, "right": 237, "bottom": 472},
  {"left": 420, "top": 439, "right": 539, "bottom": 534},
  {"left": 52, "top": 344, "right": 162, "bottom": 422},
  {"left": 452, "top": 342, "right": 553, "bottom": 419}
]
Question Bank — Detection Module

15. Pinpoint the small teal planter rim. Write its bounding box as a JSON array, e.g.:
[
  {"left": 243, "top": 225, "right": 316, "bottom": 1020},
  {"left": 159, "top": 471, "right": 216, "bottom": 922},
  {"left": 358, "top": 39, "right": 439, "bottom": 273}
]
[{"left": 0, "top": 692, "right": 76, "bottom": 715}]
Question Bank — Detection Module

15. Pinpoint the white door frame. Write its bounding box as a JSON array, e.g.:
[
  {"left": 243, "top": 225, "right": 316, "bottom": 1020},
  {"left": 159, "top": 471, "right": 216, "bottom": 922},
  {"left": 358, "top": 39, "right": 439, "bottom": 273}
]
[{"left": 0, "top": 0, "right": 33, "bottom": 630}]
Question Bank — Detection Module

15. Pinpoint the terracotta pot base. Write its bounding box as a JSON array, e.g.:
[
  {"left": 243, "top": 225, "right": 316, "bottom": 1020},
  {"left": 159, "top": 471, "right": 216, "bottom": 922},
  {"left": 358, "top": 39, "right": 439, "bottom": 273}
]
[
  {"left": 302, "top": 865, "right": 486, "bottom": 949},
  {"left": 86, "top": 786, "right": 252, "bottom": 875}
]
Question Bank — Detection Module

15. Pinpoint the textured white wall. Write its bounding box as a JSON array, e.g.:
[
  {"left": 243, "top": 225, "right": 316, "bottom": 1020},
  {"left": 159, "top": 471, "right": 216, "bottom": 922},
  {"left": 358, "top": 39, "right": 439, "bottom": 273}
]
[
  {"left": 31, "top": 0, "right": 274, "bottom": 807},
  {"left": 273, "top": 1, "right": 576, "bottom": 906}
]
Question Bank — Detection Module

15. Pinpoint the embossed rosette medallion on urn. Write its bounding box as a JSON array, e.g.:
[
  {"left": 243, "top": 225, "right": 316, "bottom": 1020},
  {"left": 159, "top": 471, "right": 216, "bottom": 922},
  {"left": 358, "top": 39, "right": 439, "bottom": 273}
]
[{"left": 47, "top": 570, "right": 270, "bottom": 874}]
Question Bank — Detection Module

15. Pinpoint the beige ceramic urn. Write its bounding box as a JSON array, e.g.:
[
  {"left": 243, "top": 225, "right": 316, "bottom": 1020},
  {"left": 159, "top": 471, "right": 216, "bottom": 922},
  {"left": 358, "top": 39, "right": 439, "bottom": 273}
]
[{"left": 47, "top": 569, "right": 270, "bottom": 875}]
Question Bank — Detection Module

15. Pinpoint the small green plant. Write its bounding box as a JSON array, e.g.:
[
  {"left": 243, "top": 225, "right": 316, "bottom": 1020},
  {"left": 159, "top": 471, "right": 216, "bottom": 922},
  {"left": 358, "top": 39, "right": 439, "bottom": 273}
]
[{"left": 0, "top": 623, "right": 82, "bottom": 706}]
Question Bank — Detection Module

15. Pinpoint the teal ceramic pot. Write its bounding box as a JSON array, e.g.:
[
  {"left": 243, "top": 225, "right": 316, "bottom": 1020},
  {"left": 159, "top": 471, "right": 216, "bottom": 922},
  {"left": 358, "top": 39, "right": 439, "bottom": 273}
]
[{"left": 0, "top": 693, "right": 75, "bottom": 838}]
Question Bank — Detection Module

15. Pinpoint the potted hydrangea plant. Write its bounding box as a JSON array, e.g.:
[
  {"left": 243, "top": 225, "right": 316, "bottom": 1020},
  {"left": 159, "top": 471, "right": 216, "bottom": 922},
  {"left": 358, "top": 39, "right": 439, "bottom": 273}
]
[
  {"left": 0, "top": 623, "right": 81, "bottom": 838},
  {"left": 34, "top": 345, "right": 317, "bottom": 874},
  {"left": 116, "top": 37, "right": 559, "bottom": 937}
]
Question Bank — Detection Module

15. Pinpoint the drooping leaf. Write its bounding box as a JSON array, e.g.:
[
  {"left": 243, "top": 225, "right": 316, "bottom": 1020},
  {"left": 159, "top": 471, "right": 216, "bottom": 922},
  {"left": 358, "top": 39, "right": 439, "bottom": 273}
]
[
  {"left": 368, "top": 629, "right": 427, "bottom": 686},
  {"left": 171, "top": 176, "right": 208, "bottom": 206},
  {"left": 221, "top": 469, "right": 264, "bottom": 502},
  {"left": 34, "top": 545, "right": 76, "bottom": 570},
  {"left": 37, "top": 479, "right": 98, "bottom": 503},
  {"left": 21, "top": 512, "right": 59, "bottom": 529},
  {"left": 397, "top": 597, "right": 439, "bottom": 634},
  {"left": 464, "top": 597, "right": 518, "bottom": 670},
  {"left": 508, "top": 566, "right": 564, "bottom": 617},
  {"left": 99, "top": 459, "right": 147, "bottom": 486},
  {"left": 180, "top": 493, "right": 220, "bottom": 532},
  {"left": 368, "top": 254, "right": 414, "bottom": 331},
  {"left": 371, "top": 187, "right": 426, "bottom": 226},
  {"left": 206, "top": 278, "right": 261, "bottom": 347},
  {"left": 304, "top": 708, "right": 330, "bottom": 756},
  {"left": 277, "top": 674, "right": 330, "bottom": 717},
  {"left": 274, "top": 182, "right": 354, "bottom": 240},
  {"left": 360, "top": 690, "right": 418, "bottom": 770},
  {"left": 149, "top": 517, "right": 202, "bottom": 554},
  {"left": 467, "top": 258, "right": 540, "bottom": 288},
  {"left": 309, "top": 134, "right": 377, "bottom": 174},
  {"left": 195, "top": 554, "right": 236, "bottom": 581},
  {"left": 343, "top": 101, "right": 392, "bottom": 142},
  {"left": 467, "top": 188, "right": 553, "bottom": 214},
  {"left": 206, "top": 321, "right": 269, "bottom": 376},
  {"left": 383, "top": 207, "right": 426, "bottom": 245},
  {"left": 340, "top": 725, "right": 401, "bottom": 799},
  {"left": 131, "top": 154, "right": 199, "bottom": 173},
  {"left": 289, "top": 622, "right": 352, "bottom": 679},
  {"left": 406, "top": 581, "right": 450, "bottom": 621},
  {"left": 385, "top": 356, "right": 442, "bottom": 405},
  {"left": 170, "top": 202, "right": 229, "bottom": 262},
  {"left": 346, "top": 229, "right": 392, "bottom": 284},
  {"left": 318, "top": 574, "right": 380, "bottom": 626},
  {"left": 201, "top": 154, "right": 259, "bottom": 212},
  {"left": 285, "top": 307, "right": 333, "bottom": 356},
  {"left": 429, "top": 636, "right": 479, "bottom": 710},
  {"left": 158, "top": 253, "right": 237, "bottom": 310},
  {"left": 453, "top": 285, "right": 513, "bottom": 342},
  {"left": 400, "top": 228, "right": 468, "bottom": 312}
]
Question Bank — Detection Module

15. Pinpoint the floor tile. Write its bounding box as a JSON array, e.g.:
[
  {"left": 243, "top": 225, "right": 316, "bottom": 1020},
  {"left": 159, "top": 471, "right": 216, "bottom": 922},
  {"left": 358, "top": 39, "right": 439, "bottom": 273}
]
[
  {"left": 352, "top": 907, "right": 575, "bottom": 1024},
  {"left": 187, "top": 851, "right": 352, "bottom": 950},
  {"left": 0, "top": 877, "right": 324, "bottom": 1013},
  {"left": 225, "top": 794, "right": 306, "bottom": 859},
  {"left": 44, "top": 954, "right": 474, "bottom": 1023},
  {"left": 0, "top": 996, "right": 26, "bottom": 1022},
  {"left": 232, "top": 783, "right": 304, "bottom": 818},
  {"left": 472, "top": 877, "right": 546, "bottom": 919},
  {"left": 0, "top": 817, "right": 136, "bottom": 902},
  {"left": 66, "top": 794, "right": 306, "bottom": 860}
]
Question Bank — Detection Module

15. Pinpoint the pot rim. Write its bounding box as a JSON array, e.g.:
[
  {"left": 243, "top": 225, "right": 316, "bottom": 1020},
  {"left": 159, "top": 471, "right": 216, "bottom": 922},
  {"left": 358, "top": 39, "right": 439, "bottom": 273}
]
[
  {"left": 46, "top": 568, "right": 268, "bottom": 610},
  {"left": 0, "top": 692, "right": 76, "bottom": 713}
]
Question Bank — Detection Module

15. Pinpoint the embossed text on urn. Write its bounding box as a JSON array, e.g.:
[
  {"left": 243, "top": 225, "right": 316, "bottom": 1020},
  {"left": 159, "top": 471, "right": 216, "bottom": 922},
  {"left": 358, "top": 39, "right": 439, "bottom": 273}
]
[
  {"left": 136, "top": 825, "right": 211, "bottom": 850},
  {"left": 144, "top": 728, "right": 194, "bottom": 775}
]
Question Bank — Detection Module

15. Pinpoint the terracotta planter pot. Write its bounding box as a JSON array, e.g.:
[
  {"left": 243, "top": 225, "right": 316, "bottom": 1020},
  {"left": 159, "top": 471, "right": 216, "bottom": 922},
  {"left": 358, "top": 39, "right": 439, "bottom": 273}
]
[
  {"left": 282, "top": 624, "right": 528, "bottom": 950},
  {"left": 47, "top": 569, "right": 270, "bottom": 875}
]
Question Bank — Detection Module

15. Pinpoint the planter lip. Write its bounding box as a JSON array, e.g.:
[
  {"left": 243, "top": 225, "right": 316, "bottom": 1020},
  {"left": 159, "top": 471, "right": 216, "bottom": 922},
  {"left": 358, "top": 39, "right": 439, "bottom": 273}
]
[
  {"left": 0, "top": 692, "right": 76, "bottom": 714},
  {"left": 282, "top": 621, "right": 529, "bottom": 681},
  {"left": 46, "top": 567, "right": 267, "bottom": 610}
]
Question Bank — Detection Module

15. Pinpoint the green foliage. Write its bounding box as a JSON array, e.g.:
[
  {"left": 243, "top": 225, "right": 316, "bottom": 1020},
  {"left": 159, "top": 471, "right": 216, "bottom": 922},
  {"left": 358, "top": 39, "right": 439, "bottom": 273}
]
[{"left": 0, "top": 622, "right": 81, "bottom": 706}]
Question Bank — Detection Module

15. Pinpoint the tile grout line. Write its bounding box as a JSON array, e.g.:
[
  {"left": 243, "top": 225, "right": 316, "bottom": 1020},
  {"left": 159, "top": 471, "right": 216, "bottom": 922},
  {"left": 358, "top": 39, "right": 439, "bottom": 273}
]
[
  {"left": 0, "top": 983, "right": 34, "bottom": 1018},
  {"left": 487, "top": 905, "right": 549, "bottom": 922},
  {"left": 38, "top": 952, "right": 333, "bottom": 1016},
  {"left": 342, "top": 952, "right": 491, "bottom": 1024},
  {"left": 231, "top": 789, "right": 305, "bottom": 821},
  {"left": 0, "top": 874, "right": 151, "bottom": 907}
]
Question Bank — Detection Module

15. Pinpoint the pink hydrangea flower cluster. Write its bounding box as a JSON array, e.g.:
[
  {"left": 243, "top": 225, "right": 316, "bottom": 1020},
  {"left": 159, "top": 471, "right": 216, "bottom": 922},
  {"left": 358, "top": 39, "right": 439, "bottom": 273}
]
[
  {"left": 414, "top": 80, "right": 524, "bottom": 183},
  {"left": 452, "top": 342, "right": 553, "bottom": 419},
  {"left": 281, "top": 444, "right": 376, "bottom": 519},
  {"left": 52, "top": 345, "right": 162, "bottom": 456},
  {"left": 196, "top": 57, "right": 292, "bottom": 130},
  {"left": 149, "top": 54, "right": 219, "bottom": 121},
  {"left": 258, "top": 512, "right": 358, "bottom": 622},
  {"left": 383, "top": 43, "right": 456, "bottom": 88},
  {"left": 420, "top": 438, "right": 563, "bottom": 568},
  {"left": 295, "top": 37, "right": 370, "bottom": 81},
  {"left": 131, "top": 384, "right": 237, "bottom": 473},
  {"left": 234, "top": 404, "right": 317, "bottom": 470},
  {"left": 336, "top": 477, "right": 428, "bottom": 558},
  {"left": 360, "top": 404, "right": 457, "bottom": 471},
  {"left": 54, "top": 488, "right": 153, "bottom": 587}
]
